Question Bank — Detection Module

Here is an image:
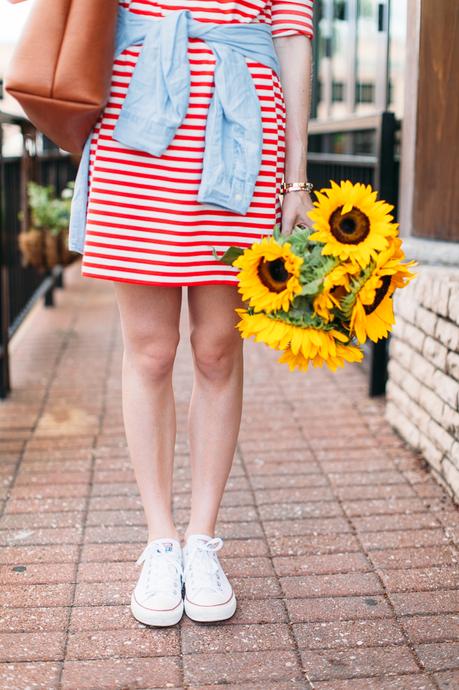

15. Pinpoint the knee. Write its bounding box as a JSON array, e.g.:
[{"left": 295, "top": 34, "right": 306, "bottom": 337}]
[
  {"left": 124, "top": 332, "right": 180, "bottom": 381},
  {"left": 190, "top": 330, "right": 242, "bottom": 383}
]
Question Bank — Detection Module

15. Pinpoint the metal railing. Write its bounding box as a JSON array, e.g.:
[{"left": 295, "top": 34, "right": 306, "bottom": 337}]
[
  {"left": 306, "top": 111, "right": 400, "bottom": 396},
  {"left": 0, "top": 112, "right": 77, "bottom": 398}
]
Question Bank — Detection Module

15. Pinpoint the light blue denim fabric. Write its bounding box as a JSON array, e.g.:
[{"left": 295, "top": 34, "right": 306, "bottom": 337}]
[{"left": 68, "top": 6, "right": 281, "bottom": 254}]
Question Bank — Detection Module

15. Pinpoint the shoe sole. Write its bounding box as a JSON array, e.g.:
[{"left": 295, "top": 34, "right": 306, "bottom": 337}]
[
  {"left": 184, "top": 592, "right": 237, "bottom": 623},
  {"left": 130, "top": 592, "right": 184, "bottom": 627}
]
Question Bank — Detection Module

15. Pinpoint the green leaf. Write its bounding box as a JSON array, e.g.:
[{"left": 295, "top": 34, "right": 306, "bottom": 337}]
[
  {"left": 26, "top": 181, "right": 73, "bottom": 232},
  {"left": 272, "top": 224, "right": 281, "bottom": 242},
  {"left": 300, "top": 277, "right": 325, "bottom": 295},
  {"left": 338, "top": 262, "right": 375, "bottom": 319},
  {"left": 213, "top": 246, "right": 245, "bottom": 265}
]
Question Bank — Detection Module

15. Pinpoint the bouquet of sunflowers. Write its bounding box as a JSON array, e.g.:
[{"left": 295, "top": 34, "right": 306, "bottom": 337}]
[{"left": 215, "top": 180, "right": 417, "bottom": 373}]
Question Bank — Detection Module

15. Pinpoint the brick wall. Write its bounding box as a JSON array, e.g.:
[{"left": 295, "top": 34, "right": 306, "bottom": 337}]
[{"left": 385, "top": 266, "right": 459, "bottom": 501}]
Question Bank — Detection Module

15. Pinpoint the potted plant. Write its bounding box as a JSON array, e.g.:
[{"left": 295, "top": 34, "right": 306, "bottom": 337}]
[{"left": 18, "top": 181, "right": 77, "bottom": 271}]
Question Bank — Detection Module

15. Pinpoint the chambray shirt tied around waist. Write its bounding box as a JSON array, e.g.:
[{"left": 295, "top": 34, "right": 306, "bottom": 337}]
[{"left": 68, "top": 6, "right": 281, "bottom": 254}]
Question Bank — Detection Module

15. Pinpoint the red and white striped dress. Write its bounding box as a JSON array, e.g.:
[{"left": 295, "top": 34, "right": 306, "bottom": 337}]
[{"left": 80, "top": 0, "right": 314, "bottom": 286}]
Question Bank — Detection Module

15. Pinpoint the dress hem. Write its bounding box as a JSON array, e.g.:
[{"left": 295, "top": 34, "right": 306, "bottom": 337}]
[{"left": 80, "top": 270, "right": 240, "bottom": 288}]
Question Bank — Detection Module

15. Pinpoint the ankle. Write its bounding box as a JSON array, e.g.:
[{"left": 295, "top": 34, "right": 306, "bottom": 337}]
[
  {"left": 184, "top": 527, "right": 215, "bottom": 544},
  {"left": 147, "top": 530, "right": 180, "bottom": 544}
]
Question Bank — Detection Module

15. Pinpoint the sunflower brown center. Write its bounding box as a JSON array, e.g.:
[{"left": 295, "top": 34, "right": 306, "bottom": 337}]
[
  {"left": 329, "top": 206, "right": 370, "bottom": 244},
  {"left": 364, "top": 274, "right": 392, "bottom": 315},
  {"left": 331, "top": 285, "right": 346, "bottom": 300},
  {"left": 257, "top": 258, "right": 290, "bottom": 293}
]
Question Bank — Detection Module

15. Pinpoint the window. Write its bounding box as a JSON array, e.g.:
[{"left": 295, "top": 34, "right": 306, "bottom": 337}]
[
  {"left": 333, "top": 0, "right": 347, "bottom": 20},
  {"left": 332, "top": 81, "right": 345, "bottom": 102},
  {"left": 356, "top": 82, "right": 375, "bottom": 103}
]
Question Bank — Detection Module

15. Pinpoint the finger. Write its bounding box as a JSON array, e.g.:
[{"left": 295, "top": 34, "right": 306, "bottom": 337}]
[{"left": 281, "top": 215, "right": 295, "bottom": 236}]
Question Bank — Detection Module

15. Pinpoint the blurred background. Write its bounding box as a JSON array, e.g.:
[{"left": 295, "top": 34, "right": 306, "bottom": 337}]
[
  {"left": 0, "top": 0, "right": 30, "bottom": 154},
  {"left": 0, "top": 0, "right": 458, "bottom": 500}
]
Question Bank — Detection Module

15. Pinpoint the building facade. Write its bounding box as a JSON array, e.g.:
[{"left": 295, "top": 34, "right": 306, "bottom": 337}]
[{"left": 311, "top": 0, "right": 406, "bottom": 124}]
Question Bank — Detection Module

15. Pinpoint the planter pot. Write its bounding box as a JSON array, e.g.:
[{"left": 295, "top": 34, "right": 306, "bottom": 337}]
[
  {"left": 17, "top": 228, "right": 46, "bottom": 271},
  {"left": 18, "top": 227, "right": 77, "bottom": 271},
  {"left": 58, "top": 228, "right": 78, "bottom": 266},
  {"left": 44, "top": 231, "right": 60, "bottom": 269}
]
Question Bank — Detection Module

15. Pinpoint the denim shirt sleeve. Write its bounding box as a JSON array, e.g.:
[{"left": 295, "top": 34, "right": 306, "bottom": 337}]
[{"left": 68, "top": 132, "right": 91, "bottom": 255}]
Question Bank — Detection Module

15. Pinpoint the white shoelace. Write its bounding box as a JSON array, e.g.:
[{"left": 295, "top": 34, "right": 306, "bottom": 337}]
[
  {"left": 184, "top": 537, "right": 224, "bottom": 595},
  {"left": 136, "top": 542, "right": 183, "bottom": 599}
]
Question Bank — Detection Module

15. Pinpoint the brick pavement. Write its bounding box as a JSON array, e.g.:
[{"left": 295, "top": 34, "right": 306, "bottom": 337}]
[{"left": 0, "top": 261, "right": 457, "bottom": 690}]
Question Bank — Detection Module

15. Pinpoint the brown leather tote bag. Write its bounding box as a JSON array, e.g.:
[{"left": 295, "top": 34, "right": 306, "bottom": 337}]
[{"left": 5, "top": 0, "right": 119, "bottom": 154}]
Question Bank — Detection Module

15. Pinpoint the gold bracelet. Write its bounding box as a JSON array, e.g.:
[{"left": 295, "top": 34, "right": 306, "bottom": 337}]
[{"left": 279, "top": 181, "right": 314, "bottom": 195}]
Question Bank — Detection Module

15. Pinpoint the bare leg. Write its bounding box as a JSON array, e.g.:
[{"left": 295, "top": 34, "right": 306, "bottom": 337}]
[
  {"left": 112, "top": 282, "right": 182, "bottom": 542},
  {"left": 185, "top": 284, "right": 244, "bottom": 539}
]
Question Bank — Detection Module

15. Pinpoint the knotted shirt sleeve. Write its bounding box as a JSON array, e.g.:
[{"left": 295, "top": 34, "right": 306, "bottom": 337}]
[{"left": 271, "top": 0, "right": 314, "bottom": 39}]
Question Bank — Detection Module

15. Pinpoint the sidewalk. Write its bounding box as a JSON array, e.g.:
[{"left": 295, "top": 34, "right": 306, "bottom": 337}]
[{"left": 0, "top": 260, "right": 457, "bottom": 690}]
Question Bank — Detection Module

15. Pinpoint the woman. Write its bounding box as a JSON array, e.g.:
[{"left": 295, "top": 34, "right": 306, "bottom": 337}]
[{"left": 10, "top": 0, "right": 314, "bottom": 626}]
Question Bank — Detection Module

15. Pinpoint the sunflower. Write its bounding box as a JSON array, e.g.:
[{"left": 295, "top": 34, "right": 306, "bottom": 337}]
[
  {"left": 278, "top": 342, "right": 364, "bottom": 372},
  {"left": 235, "top": 308, "right": 359, "bottom": 367},
  {"left": 313, "top": 262, "right": 361, "bottom": 322},
  {"left": 232, "top": 237, "right": 303, "bottom": 313},
  {"left": 349, "top": 237, "right": 417, "bottom": 343},
  {"left": 308, "top": 180, "right": 398, "bottom": 269}
]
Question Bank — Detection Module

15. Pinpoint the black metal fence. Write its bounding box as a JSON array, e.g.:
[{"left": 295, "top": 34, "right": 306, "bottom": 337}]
[
  {"left": 306, "top": 111, "right": 400, "bottom": 396},
  {"left": 0, "top": 112, "right": 77, "bottom": 398}
]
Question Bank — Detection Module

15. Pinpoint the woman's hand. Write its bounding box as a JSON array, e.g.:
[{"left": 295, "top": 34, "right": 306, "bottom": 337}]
[{"left": 280, "top": 190, "right": 314, "bottom": 236}]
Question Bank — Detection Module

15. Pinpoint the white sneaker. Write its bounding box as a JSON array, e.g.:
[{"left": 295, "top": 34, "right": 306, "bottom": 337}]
[
  {"left": 130, "top": 537, "right": 184, "bottom": 627},
  {"left": 183, "top": 534, "right": 237, "bottom": 622}
]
